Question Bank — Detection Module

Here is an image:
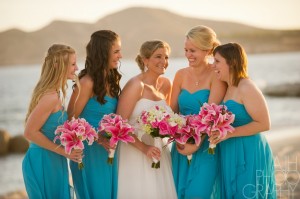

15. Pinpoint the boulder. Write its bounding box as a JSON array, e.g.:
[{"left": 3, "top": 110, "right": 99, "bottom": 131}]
[
  {"left": 0, "top": 129, "right": 10, "bottom": 156},
  {"left": 8, "top": 135, "right": 29, "bottom": 153},
  {"left": 263, "top": 82, "right": 300, "bottom": 97}
]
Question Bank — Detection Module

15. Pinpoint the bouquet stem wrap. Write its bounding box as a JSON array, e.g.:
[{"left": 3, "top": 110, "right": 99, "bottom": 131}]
[
  {"left": 107, "top": 148, "right": 116, "bottom": 165},
  {"left": 208, "top": 143, "right": 216, "bottom": 154},
  {"left": 152, "top": 137, "right": 162, "bottom": 169},
  {"left": 78, "top": 161, "right": 84, "bottom": 169},
  {"left": 187, "top": 154, "right": 193, "bottom": 165}
]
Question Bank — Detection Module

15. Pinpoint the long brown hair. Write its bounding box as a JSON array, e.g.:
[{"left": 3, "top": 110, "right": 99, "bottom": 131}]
[
  {"left": 78, "top": 30, "right": 122, "bottom": 104},
  {"left": 25, "top": 44, "right": 76, "bottom": 122}
]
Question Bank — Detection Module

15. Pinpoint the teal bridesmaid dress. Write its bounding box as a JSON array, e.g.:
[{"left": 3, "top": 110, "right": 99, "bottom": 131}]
[
  {"left": 218, "top": 100, "right": 276, "bottom": 198},
  {"left": 22, "top": 110, "right": 71, "bottom": 199},
  {"left": 70, "top": 96, "right": 118, "bottom": 199},
  {"left": 171, "top": 89, "right": 219, "bottom": 199}
]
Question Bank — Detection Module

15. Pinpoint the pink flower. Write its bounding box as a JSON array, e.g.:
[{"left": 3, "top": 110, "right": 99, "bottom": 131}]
[
  {"left": 54, "top": 117, "right": 98, "bottom": 169},
  {"left": 98, "top": 113, "right": 135, "bottom": 164},
  {"left": 104, "top": 121, "right": 135, "bottom": 147},
  {"left": 59, "top": 130, "right": 84, "bottom": 154},
  {"left": 136, "top": 105, "right": 186, "bottom": 168},
  {"left": 198, "top": 103, "right": 235, "bottom": 154}
]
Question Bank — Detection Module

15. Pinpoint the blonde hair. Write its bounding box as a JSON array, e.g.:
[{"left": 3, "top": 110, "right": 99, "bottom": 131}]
[
  {"left": 25, "top": 44, "right": 76, "bottom": 122},
  {"left": 186, "top": 25, "right": 220, "bottom": 54},
  {"left": 135, "top": 40, "right": 171, "bottom": 72}
]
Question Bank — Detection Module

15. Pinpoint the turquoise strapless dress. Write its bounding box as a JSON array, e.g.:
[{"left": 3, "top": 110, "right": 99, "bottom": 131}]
[
  {"left": 70, "top": 96, "right": 118, "bottom": 199},
  {"left": 171, "top": 89, "right": 219, "bottom": 199},
  {"left": 22, "top": 110, "right": 71, "bottom": 199},
  {"left": 218, "top": 100, "right": 276, "bottom": 198}
]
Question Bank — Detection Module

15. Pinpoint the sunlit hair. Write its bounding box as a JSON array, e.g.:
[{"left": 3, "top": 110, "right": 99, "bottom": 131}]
[
  {"left": 135, "top": 40, "right": 171, "bottom": 72},
  {"left": 213, "top": 42, "right": 248, "bottom": 86},
  {"left": 78, "top": 30, "right": 122, "bottom": 104},
  {"left": 186, "top": 25, "right": 220, "bottom": 54},
  {"left": 25, "top": 44, "right": 76, "bottom": 122}
]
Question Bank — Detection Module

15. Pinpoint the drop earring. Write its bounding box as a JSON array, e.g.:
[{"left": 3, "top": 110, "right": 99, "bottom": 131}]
[
  {"left": 207, "top": 56, "right": 214, "bottom": 64},
  {"left": 144, "top": 65, "right": 148, "bottom": 72}
]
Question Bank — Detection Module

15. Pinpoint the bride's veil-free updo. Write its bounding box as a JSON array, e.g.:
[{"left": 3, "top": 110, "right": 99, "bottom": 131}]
[{"left": 135, "top": 40, "right": 171, "bottom": 72}]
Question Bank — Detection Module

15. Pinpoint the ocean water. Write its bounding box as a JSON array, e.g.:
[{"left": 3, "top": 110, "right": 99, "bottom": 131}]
[{"left": 0, "top": 52, "right": 300, "bottom": 194}]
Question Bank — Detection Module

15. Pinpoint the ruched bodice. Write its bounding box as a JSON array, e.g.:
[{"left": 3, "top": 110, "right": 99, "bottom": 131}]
[
  {"left": 80, "top": 96, "right": 117, "bottom": 128},
  {"left": 178, "top": 89, "right": 210, "bottom": 115},
  {"left": 224, "top": 100, "right": 252, "bottom": 127}
]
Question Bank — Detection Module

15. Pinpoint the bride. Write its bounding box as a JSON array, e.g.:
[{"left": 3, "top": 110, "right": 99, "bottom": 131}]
[{"left": 116, "top": 40, "right": 177, "bottom": 199}]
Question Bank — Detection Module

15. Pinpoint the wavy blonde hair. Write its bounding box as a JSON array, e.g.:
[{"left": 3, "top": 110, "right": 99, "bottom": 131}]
[{"left": 25, "top": 44, "right": 76, "bottom": 122}]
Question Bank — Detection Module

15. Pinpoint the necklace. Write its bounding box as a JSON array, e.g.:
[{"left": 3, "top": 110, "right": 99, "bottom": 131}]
[
  {"left": 192, "top": 75, "right": 201, "bottom": 86},
  {"left": 188, "top": 68, "right": 203, "bottom": 86}
]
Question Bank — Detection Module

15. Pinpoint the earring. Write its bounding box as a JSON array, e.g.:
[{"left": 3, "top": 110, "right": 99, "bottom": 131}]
[
  {"left": 144, "top": 65, "right": 148, "bottom": 72},
  {"left": 207, "top": 56, "right": 214, "bottom": 64}
]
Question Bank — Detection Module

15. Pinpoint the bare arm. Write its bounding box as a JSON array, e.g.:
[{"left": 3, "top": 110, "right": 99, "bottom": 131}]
[
  {"left": 160, "top": 77, "right": 172, "bottom": 105},
  {"left": 24, "top": 93, "right": 82, "bottom": 162},
  {"left": 116, "top": 78, "right": 161, "bottom": 160},
  {"left": 229, "top": 80, "right": 270, "bottom": 138},
  {"left": 170, "top": 70, "right": 183, "bottom": 113},
  {"left": 208, "top": 72, "right": 227, "bottom": 104},
  {"left": 67, "top": 75, "right": 93, "bottom": 119},
  {"left": 211, "top": 80, "right": 271, "bottom": 144}
]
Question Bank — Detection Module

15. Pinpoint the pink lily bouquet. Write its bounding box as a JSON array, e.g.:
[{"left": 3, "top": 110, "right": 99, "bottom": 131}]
[
  {"left": 98, "top": 113, "right": 135, "bottom": 165},
  {"left": 169, "top": 114, "right": 205, "bottom": 165},
  {"left": 137, "top": 105, "right": 186, "bottom": 168},
  {"left": 199, "top": 103, "right": 235, "bottom": 154},
  {"left": 54, "top": 117, "right": 98, "bottom": 169}
]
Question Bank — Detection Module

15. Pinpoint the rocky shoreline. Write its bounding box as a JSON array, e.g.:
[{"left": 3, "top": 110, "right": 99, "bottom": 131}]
[
  {"left": 0, "top": 129, "right": 29, "bottom": 156},
  {"left": 263, "top": 82, "right": 300, "bottom": 97}
]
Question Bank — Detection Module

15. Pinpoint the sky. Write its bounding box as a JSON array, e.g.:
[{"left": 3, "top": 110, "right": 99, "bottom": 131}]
[{"left": 1, "top": 0, "right": 299, "bottom": 32}]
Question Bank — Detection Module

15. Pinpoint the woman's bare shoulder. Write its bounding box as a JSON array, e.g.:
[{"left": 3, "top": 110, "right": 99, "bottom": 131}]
[
  {"left": 79, "top": 75, "right": 94, "bottom": 89},
  {"left": 123, "top": 75, "right": 144, "bottom": 91}
]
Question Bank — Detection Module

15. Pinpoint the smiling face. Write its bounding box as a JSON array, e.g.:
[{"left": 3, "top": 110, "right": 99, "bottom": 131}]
[
  {"left": 213, "top": 52, "right": 230, "bottom": 83},
  {"left": 184, "top": 38, "right": 209, "bottom": 67},
  {"left": 144, "top": 47, "right": 169, "bottom": 75},
  {"left": 108, "top": 38, "right": 122, "bottom": 69},
  {"left": 67, "top": 53, "right": 78, "bottom": 80}
]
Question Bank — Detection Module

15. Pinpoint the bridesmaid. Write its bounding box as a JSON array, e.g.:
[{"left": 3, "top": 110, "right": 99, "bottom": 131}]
[
  {"left": 210, "top": 43, "right": 276, "bottom": 198},
  {"left": 22, "top": 44, "right": 82, "bottom": 199},
  {"left": 67, "top": 30, "right": 122, "bottom": 199},
  {"left": 170, "top": 25, "right": 226, "bottom": 199}
]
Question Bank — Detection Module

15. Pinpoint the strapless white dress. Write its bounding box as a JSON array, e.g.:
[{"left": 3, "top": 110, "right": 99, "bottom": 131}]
[{"left": 117, "top": 98, "right": 177, "bottom": 199}]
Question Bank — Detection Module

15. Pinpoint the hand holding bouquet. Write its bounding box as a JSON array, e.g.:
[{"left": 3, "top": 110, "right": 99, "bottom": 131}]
[
  {"left": 199, "top": 103, "right": 235, "bottom": 154},
  {"left": 173, "top": 114, "right": 204, "bottom": 165},
  {"left": 98, "top": 113, "right": 135, "bottom": 165},
  {"left": 137, "top": 105, "right": 185, "bottom": 168},
  {"left": 54, "top": 117, "right": 98, "bottom": 169}
]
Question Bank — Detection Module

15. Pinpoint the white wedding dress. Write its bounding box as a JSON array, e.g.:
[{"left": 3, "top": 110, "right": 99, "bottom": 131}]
[{"left": 118, "top": 98, "right": 177, "bottom": 199}]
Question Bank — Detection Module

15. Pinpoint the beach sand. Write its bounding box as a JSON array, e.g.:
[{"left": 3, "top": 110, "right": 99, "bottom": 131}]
[
  {"left": 1, "top": 127, "right": 299, "bottom": 199},
  {"left": 264, "top": 127, "right": 300, "bottom": 199}
]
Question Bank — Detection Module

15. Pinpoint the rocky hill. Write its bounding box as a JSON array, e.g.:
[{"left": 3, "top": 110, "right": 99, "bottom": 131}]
[{"left": 0, "top": 7, "right": 300, "bottom": 66}]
